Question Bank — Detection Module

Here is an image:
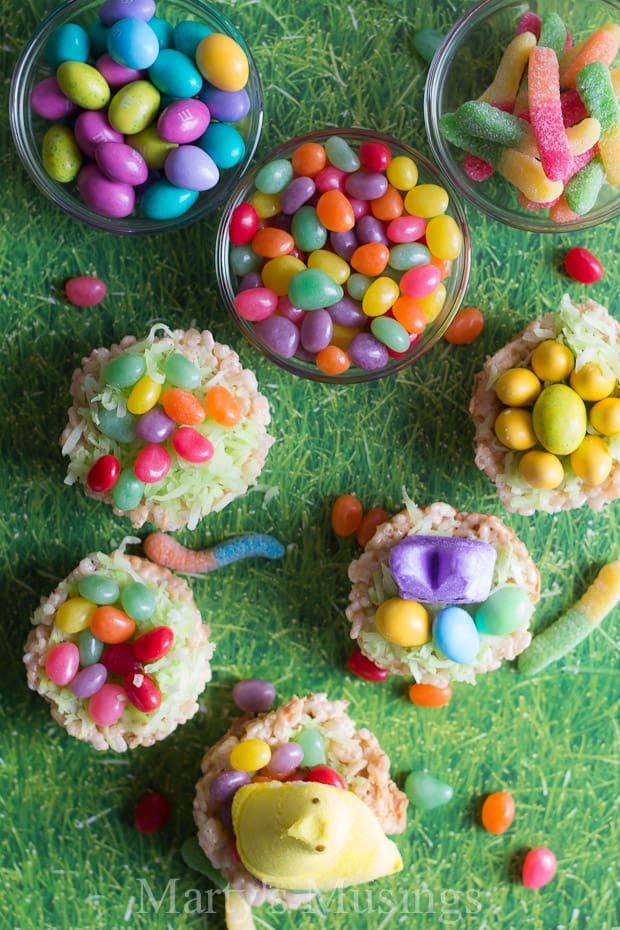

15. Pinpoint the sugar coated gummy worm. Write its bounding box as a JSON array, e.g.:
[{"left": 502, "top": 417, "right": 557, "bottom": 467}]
[
  {"left": 144, "top": 532, "right": 285, "bottom": 573},
  {"left": 528, "top": 45, "right": 573, "bottom": 182},
  {"left": 577, "top": 61, "right": 620, "bottom": 184},
  {"left": 479, "top": 31, "right": 537, "bottom": 109}
]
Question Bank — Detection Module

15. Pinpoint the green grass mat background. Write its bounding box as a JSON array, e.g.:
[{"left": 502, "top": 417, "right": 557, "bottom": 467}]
[{"left": 1, "top": 1, "right": 619, "bottom": 928}]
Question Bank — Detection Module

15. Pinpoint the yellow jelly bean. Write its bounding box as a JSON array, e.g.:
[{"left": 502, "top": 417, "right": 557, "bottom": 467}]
[
  {"left": 386, "top": 155, "right": 418, "bottom": 191},
  {"left": 42, "top": 124, "right": 82, "bottom": 183},
  {"left": 590, "top": 397, "right": 620, "bottom": 435},
  {"left": 56, "top": 61, "right": 110, "bottom": 109},
  {"left": 55, "top": 596, "right": 97, "bottom": 634},
  {"left": 251, "top": 190, "right": 281, "bottom": 219},
  {"left": 569, "top": 363, "right": 616, "bottom": 401},
  {"left": 108, "top": 80, "right": 161, "bottom": 135},
  {"left": 195, "top": 33, "right": 249, "bottom": 92},
  {"left": 362, "top": 276, "right": 399, "bottom": 317},
  {"left": 229, "top": 739, "right": 272, "bottom": 772},
  {"left": 127, "top": 375, "right": 162, "bottom": 415},
  {"left": 494, "top": 368, "right": 542, "bottom": 406},
  {"left": 404, "top": 184, "right": 449, "bottom": 218},
  {"left": 425, "top": 215, "right": 463, "bottom": 261},
  {"left": 519, "top": 450, "right": 564, "bottom": 489},
  {"left": 530, "top": 340, "right": 575, "bottom": 382},
  {"left": 307, "top": 249, "right": 351, "bottom": 285},
  {"left": 494, "top": 408, "right": 537, "bottom": 450},
  {"left": 330, "top": 323, "right": 360, "bottom": 350},
  {"left": 375, "top": 597, "right": 431, "bottom": 647},
  {"left": 417, "top": 283, "right": 446, "bottom": 323},
  {"left": 570, "top": 436, "right": 613, "bottom": 486},
  {"left": 261, "top": 255, "right": 306, "bottom": 296},
  {"left": 131, "top": 124, "right": 178, "bottom": 169}
]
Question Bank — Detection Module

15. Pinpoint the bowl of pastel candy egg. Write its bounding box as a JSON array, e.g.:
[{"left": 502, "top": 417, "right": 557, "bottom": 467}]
[
  {"left": 215, "top": 129, "right": 471, "bottom": 383},
  {"left": 425, "top": 0, "right": 620, "bottom": 231},
  {"left": 9, "top": 0, "right": 262, "bottom": 233}
]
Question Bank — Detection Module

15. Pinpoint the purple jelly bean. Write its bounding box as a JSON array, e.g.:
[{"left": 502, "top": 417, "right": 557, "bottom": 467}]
[
  {"left": 210, "top": 769, "right": 251, "bottom": 803},
  {"left": 164, "top": 146, "right": 219, "bottom": 191},
  {"left": 198, "top": 84, "right": 250, "bottom": 122},
  {"left": 219, "top": 800, "right": 233, "bottom": 830},
  {"left": 271, "top": 212, "right": 292, "bottom": 232},
  {"left": 295, "top": 346, "right": 316, "bottom": 362},
  {"left": 74, "top": 110, "right": 123, "bottom": 158},
  {"left": 232, "top": 679, "right": 276, "bottom": 713},
  {"left": 280, "top": 176, "right": 316, "bottom": 214},
  {"left": 278, "top": 296, "right": 305, "bottom": 324},
  {"left": 96, "top": 141, "right": 148, "bottom": 185},
  {"left": 77, "top": 164, "right": 135, "bottom": 218},
  {"left": 357, "top": 214, "right": 389, "bottom": 245},
  {"left": 329, "top": 229, "right": 358, "bottom": 261},
  {"left": 328, "top": 295, "right": 366, "bottom": 327},
  {"left": 345, "top": 170, "right": 389, "bottom": 200},
  {"left": 348, "top": 332, "right": 389, "bottom": 370},
  {"left": 268, "top": 742, "right": 304, "bottom": 775},
  {"left": 95, "top": 52, "right": 144, "bottom": 87},
  {"left": 136, "top": 407, "right": 175, "bottom": 443},
  {"left": 238, "top": 271, "right": 263, "bottom": 291},
  {"left": 70, "top": 663, "right": 108, "bottom": 698},
  {"left": 99, "top": 0, "right": 156, "bottom": 25},
  {"left": 348, "top": 196, "right": 370, "bottom": 220},
  {"left": 300, "top": 308, "right": 333, "bottom": 353},
  {"left": 158, "top": 98, "right": 210, "bottom": 144},
  {"left": 30, "top": 76, "right": 79, "bottom": 120},
  {"left": 254, "top": 316, "right": 300, "bottom": 358}
]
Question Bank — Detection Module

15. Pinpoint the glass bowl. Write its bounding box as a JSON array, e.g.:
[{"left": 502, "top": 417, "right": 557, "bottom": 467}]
[
  {"left": 216, "top": 129, "right": 472, "bottom": 384},
  {"left": 425, "top": 0, "right": 620, "bottom": 232},
  {"left": 9, "top": 0, "right": 263, "bottom": 234}
]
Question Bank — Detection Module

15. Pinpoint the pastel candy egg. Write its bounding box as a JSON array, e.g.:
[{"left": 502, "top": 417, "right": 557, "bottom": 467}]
[
  {"left": 139, "top": 178, "right": 199, "bottom": 219},
  {"left": 56, "top": 61, "right": 110, "bottom": 109},
  {"left": 131, "top": 123, "right": 177, "bottom": 169},
  {"left": 532, "top": 384, "right": 587, "bottom": 455},
  {"left": 149, "top": 49, "right": 203, "bottom": 97},
  {"left": 107, "top": 18, "right": 159, "bottom": 70},
  {"left": 42, "top": 124, "right": 82, "bottom": 183},
  {"left": 164, "top": 145, "right": 219, "bottom": 191},
  {"left": 78, "top": 574, "right": 120, "bottom": 605},
  {"left": 96, "top": 142, "right": 148, "bottom": 185},
  {"left": 45, "top": 23, "right": 90, "bottom": 69},
  {"left": 375, "top": 597, "right": 431, "bottom": 647},
  {"left": 108, "top": 80, "right": 160, "bottom": 134},
  {"left": 158, "top": 98, "right": 210, "bottom": 144},
  {"left": 201, "top": 124, "right": 244, "bottom": 169},
  {"left": 95, "top": 52, "right": 145, "bottom": 88},
  {"left": 99, "top": 0, "right": 156, "bottom": 25},
  {"left": 195, "top": 33, "right": 249, "bottom": 92},
  {"left": 173, "top": 20, "right": 212, "bottom": 58},
  {"left": 475, "top": 585, "right": 532, "bottom": 635},
  {"left": 148, "top": 16, "right": 173, "bottom": 47},
  {"left": 77, "top": 164, "right": 136, "bottom": 218},
  {"left": 432, "top": 606, "right": 480, "bottom": 664},
  {"left": 30, "top": 77, "right": 79, "bottom": 120},
  {"left": 74, "top": 110, "right": 123, "bottom": 159},
  {"left": 45, "top": 642, "right": 80, "bottom": 686},
  {"left": 198, "top": 84, "right": 250, "bottom": 122}
]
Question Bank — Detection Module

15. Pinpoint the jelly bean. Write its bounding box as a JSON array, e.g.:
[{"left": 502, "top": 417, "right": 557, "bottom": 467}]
[
  {"left": 195, "top": 33, "right": 248, "bottom": 92},
  {"left": 108, "top": 80, "right": 160, "bottom": 135},
  {"left": 481, "top": 791, "right": 515, "bottom": 834},
  {"left": 413, "top": 28, "right": 444, "bottom": 65},
  {"left": 261, "top": 255, "right": 306, "bottom": 296},
  {"left": 316, "top": 344, "right": 350, "bottom": 375},
  {"left": 375, "top": 597, "right": 431, "bottom": 647},
  {"left": 328, "top": 296, "right": 365, "bottom": 328},
  {"left": 268, "top": 742, "right": 305, "bottom": 775},
  {"left": 316, "top": 189, "right": 355, "bottom": 231},
  {"left": 162, "top": 387, "right": 205, "bottom": 425},
  {"left": 77, "top": 164, "right": 135, "bottom": 218},
  {"left": 149, "top": 48, "right": 203, "bottom": 97},
  {"left": 30, "top": 77, "right": 79, "bottom": 120},
  {"left": 78, "top": 575, "right": 119, "bottom": 606},
  {"left": 131, "top": 124, "right": 177, "bottom": 169},
  {"left": 101, "top": 642, "right": 139, "bottom": 676},
  {"left": 134, "top": 792, "right": 170, "bottom": 833},
  {"left": 329, "top": 229, "right": 359, "bottom": 261},
  {"left": 355, "top": 506, "right": 389, "bottom": 547},
  {"left": 392, "top": 297, "right": 427, "bottom": 335},
  {"left": 136, "top": 407, "right": 175, "bottom": 443},
  {"left": 94, "top": 53, "right": 144, "bottom": 88},
  {"left": 164, "top": 145, "right": 219, "bottom": 191},
  {"left": 315, "top": 165, "right": 347, "bottom": 192},
  {"left": 234, "top": 287, "right": 278, "bottom": 322},
  {"left": 256, "top": 158, "right": 294, "bottom": 195},
  {"left": 125, "top": 670, "right": 161, "bottom": 712},
  {"left": 56, "top": 61, "right": 110, "bottom": 109},
  {"left": 45, "top": 642, "right": 79, "bottom": 686},
  {"left": 229, "top": 202, "right": 259, "bottom": 246},
  {"left": 433, "top": 606, "right": 480, "bottom": 664},
  {"left": 173, "top": 20, "right": 212, "bottom": 58},
  {"left": 56, "top": 596, "right": 96, "bottom": 634},
  {"left": 291, "top": 205, "right": 327, "bottom": 251},
  {"left": 173, "top": 426, "right": 214, "bottom": 463},
  {"left": 96, "top": 142, "right": 148, "bottom": 186},
  {"left": 90, "top": 606, "right": 136, "bottom": 644},
  {"left": 198, "top": 122, "right": 245, "bottom": 169},
  {"left": 408, "top": 683, "right": 452, "bottom": 708},
  {"left": 400, "top": 263, "right": 441, "bottom": 299},
  {"left": 134, "top": 444, "right": 172, "bottom": 482},
  {"left": 325, "top": 135, "right": 360, "bottom": 172},
  {"left": 388, "top": 243, "right": 430, "bottom": 272},
  {"left": 425, "top": 215, "right": 463, "bottom": 261},
  {"left": 371, "top": 316, "right": 410, "bottom": 353},
  {"left": 89, "top": 683, "right": 126, "bottom": 726},
  {"left": 346, "top": 273, "right": 372, "bottom": 301},
  {"left": 346, "top": 647, "right": 389, "bottom": 681},
  {"left": 87, "top": 454, "right": 120, "bottom": 492},
  {"left": 307, "top": 765, "right": 346, "bottom": 789},
  {"left": 210, "top": 769, "right": 251, "bottom": 802},
  {"left": 288, "top": 268, "right": 343, "bottom": 311},
  {"left": 112, "top": 468, "right": 145, "bottom": 511},
  {"left": 404, "top": 184, "right": 449, "bottom": 217},
  {"left": 307, "top": 249, "right": 350, "bottom": 284},
  {"left": 45, "top": 23, "right": 90, "bottom": 69},
  {"left": 230, "top": 243, "right": 263, "bottom": 278},
  {"left": 278, "top": 296, "right": 305, "bottom": 324},
  {"left": 163, "top": 353, "right": 201, "bottom": 390},
  {"left": 254, "top": 315, "right": 300, "bottom": 358},
  {"left": 293, "top": 728, "right": 326, "bottom": 767},
  {"left": 331, "top": 493, "right": 363, "bottom": 535},
  {"left": 205, "top": 385, "right": 241, "bottom": 428},
  {"left": 232, "top": 679, "right": 276, "bottom": 713},
  {"left": 351, "top": 242, "right": 390, "bottom": 276},
  {"left": 522, "top": 847, "right": 557, "bottom": 889},
  {"left": 65, "top": 276, "right": 107, "bottom": 307},
  {"left": 356, "top": 215, "right": 388, "bottom": 246},
  {"left": 42, "top": 125, "right": 82, "bottom": 183},
  {"left": 370, "top": 184, "right": 403, "bottom": 221},
  {"left": 564, "top": 246, "right": 604, "bottom": 283},
  {"left": 280, "top": 176, "right": 316, "bottom": 215},
  {"left": 107, "top": 19, "right": 159, "bottom": 70},
  {"left": 79, "top": 628, "right": 105, "bottom": 667},
  {"left": 99, "top": 0, "right": 155, "bottom": 24},
  {"left": 475, "top": 585, "right": 532, "bottom": 635},
  {"left": 120, "top": 582, "right": 156, "bottom": 621},
  {"left": 362, "top": 276, "right": 399, "bottom": 317},
  {"left": 348, "top": 332, "right": 389, "bottom": 370},
  {"left": 386, "top": 214, "right": 426, "bottom": 242},
  {"left": 127, "top": 374, "right": 162, "bottom": 414},
  {"left": 250, "top": 190, "right": 280, "bottom": 218},
  {"left": 133, "top": 626, "right": 174, "bottom": 663},
  {"left": 345, "top": 170, "right": 388, "bottom": 201},
  {"left": 291, "top": 142, "right": 327, "bottom": 177},
  {"left": 252, "top": 228, "right": 294, "bottom": 259},
  {"left": 230, "top": 739, "right": 272, "bottom": 772},
  {"left": 444, "top": 306, "right": 484, "bottom": 344},
  {"left": 70, "top": 663, "right": 108, "bottom": 699},
  {"left": 359, "top": 140, "right": 391, "bottom": 172},
  {"left": 405, "top": 771, "right": 453, "bottom": 809},
  {"left": 300, "top": 308, "right": 333, "bottom": 353},
  {"left": 386, "top": 156, "right": 419, "bottom": 190}
]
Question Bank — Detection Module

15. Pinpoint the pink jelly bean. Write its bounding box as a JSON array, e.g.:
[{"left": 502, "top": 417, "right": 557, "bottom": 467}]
[
  {"left": 386, "top": 214, "right": 426, "bottom": 242},
  {"left": 95, "top": 142, "right": 148, "bottom": 186},
  {"left": 522, "top": 847, "right": 557, "bottom": 889},
  {"left": 134, "top": 445, "right": 171, "bottom": 482},
  {"left": 528, "top": 46, "right": 573, "bottom": 183},
  {"left": 234, "top": 286, "right": 278, "bottom": 321},
  {"left": 45, "top": 642, "right": 80, "bottom": 685},
  {"left": 89, "top": 682, "right": 127, "bottom": 726},
  {"left": 74, "top": 110, "right": 123, "bottom": 159},
  {"left": 315, "top": 166, "right": 347, "bottom": 192},
  {"left": 65, "top": 275, "right": 107, "bottom": 306},
  {"left": 229, "top": 202, "right": 259, "bottom": 245},
  {"left": 278, "top": 296, "right": 306, "bottom": 324},
  {"left": 95, "top": 53, "right": 145, "bottom": 88},
  {"left": 172, "top": 426, "right": 214, "bottom": 463},
  {"left": 400, "top": 263, "right": 441, "bottom": 299},
  {"left": 77, "top": 164, "right": 135, "bottom": 218},
  {"left": 158, "top": 98, "right": 210, "bottom": 144},
  {"left": 30, "top": 76, "right": 79, "bottom": 120}
]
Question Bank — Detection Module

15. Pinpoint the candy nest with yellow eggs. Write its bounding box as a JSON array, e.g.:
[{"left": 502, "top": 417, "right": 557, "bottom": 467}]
[{"left": 470, "top": 296, "right": 620, "bottom": 514}]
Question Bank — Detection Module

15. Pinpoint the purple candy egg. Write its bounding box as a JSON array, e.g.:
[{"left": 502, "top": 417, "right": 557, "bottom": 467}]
[
  {"left": 74, "top": 110, "right": 123, "bottom": 158},
  {"left": 158, "top": 98, "right": 210, "bottom": 144},
  {"left": 95, "top": 52, "right": 145, "bottom": 87},
  {"left": 328, "top": 295, "right": 366, "bottom": 328},
  {"left": 70, "top": 663, "right": 108, "bottom": 698},
  {"left": 164, "top": 145, "right": 219, "bottom": 191},
  {"left": 232, "top": 678, "right": 276, "bottom": 713},
  {"left": 348, "top": 332, "right": 389, "bottom": 370},
  {"left": 198, "top": 84, "right": 250, "bottom": 122},
  {"left": 280, "top": 176, "right": 316, "bottom": 215},
  {"left": 254, "top": 316, "right": 300, "bottom": 358},
  {"left": 99, "top": 0, "right": 156, "bottom": 25},
  {"left": 30, "top": 76, "right": 79, "bottom": 120},
  {"left": 96, "top": 141, "right": 148, "bottom": 185},
  {"left": 210, "top": 769, "right": 251, "bottom": 803},
  {"left": 77, "top": 164, "right": 135, "bottom": 218},
  {"left": 136, "top": 407, "right": 175, "bottom": 443},
  {"left": 300, "top": 308, "right": 333, "bottom": 353}
]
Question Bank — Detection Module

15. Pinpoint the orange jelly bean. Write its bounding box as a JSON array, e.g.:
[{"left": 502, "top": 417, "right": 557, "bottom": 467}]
[
  {"left": 350, "top": 242, "right": 390, "bottom": 276},
  {"left": 251, "top": 227, "right": 294, "bottom": 259},
  {"left": 392, "top": 296, "right": 427, "bottom": 334},
  {"left": 206, "top": 385, "right": 241, "bottom": 427},
  {"left": 370, "top": 184, "right": 404, "bottom": 221},
  {"left": 316, "top": 189, "right": 355, "bottom": 232},
  {"left": 331, "top": 493, "right": 363, "bottom": 536},
  {"left": 356, "top": 507, "right": 390, "bottom": 547},
  {"left": 444, "top": 307, "right": 485, "bottom": 345},
  {"left": 162, "top": 387, "right": 206, "bottom": 424},
  {"left": 481, "top": 791, "right": 515, "bottom": 834},
  {"left": 430, "top": 257, "right": 453, "bottom": 280},
  {"left": 316, "top": 344, "right": 351, "bottom": 375},
  {"left": 408, "top": 682, "right": 453, "bottom": 707},
  {"left": 291, "top": 141, "right": 327, "bottom": 177},
  {"left": 90, "top": 606, "right": 136, "bottom": 644}
]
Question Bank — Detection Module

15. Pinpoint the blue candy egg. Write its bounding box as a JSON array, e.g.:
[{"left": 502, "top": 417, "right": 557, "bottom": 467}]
[
  {"left": 432, "top": 606, "right": 480, "bottom": 664},
  {"left": 148, "top": 16, "right": 174, "bottom": 48},
  {"left": 45, "top": 24, "right": 90, "bottom": 68},
  {"left": 140, "top": 178, "right": 199, "bottom": 219},
  {"left": 198, "top": 122, "right": 246, "bottom": 169},
  {"left": 107, "top": 18, "right": 159, "bottom": 70},
  {"left": 172, "top": 20, "right": 212, "bottom": 58},
  {"left": 148, "top": 48, "right": 203, "bottom": 98},
  {"left": 88, "top": 19, "right": 110, "bottom": 57}
]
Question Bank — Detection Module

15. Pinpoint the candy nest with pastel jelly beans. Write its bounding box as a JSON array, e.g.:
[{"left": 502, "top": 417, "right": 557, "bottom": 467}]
[
  {"left": 470, "top": 296, "right": 620, "bottom": 515},
  {"left": 23, "top": 545, "right": 213, "bottom": 751},
  {"left": 223, "top": 132, "right": 466, "bottom": 376},
  {"left": 346, "top": 501, "right": 540, "bottom": 687},
  {"left": 193, "top": 693, "right": 407, "bottom": 910},
  {"left": 60, "top": 325, "right": 274, "bottom": 531}
]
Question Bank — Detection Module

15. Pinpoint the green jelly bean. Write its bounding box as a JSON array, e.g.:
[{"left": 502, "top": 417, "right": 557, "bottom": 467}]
[
  {"left": 42, "top": 124, "right": 82, "bottom": 183},
  {"left": 293, "top": 727, "right": 326, "bottom": 767},
  {"left": 405, "top": 771, "right": 453, "bottom": 810},
  {"left": 108, "top": 80, "right": 161, "bottom": 135},
  {"left": 78, "top": 574, "right": 120, "bottom": 605},
  {"left": 181, "top": 837, "right": 226, "bottom": 887},
  {"left": 346, "top": 272, "right": 373, "bottom": 300},
  {"left": 413, "top": 28, "right": 444, "bottom": 65},
  {"left": 538, "top": 13, "right": 567, "bottom": 56},
  {"left": 371, "top": 316, "right": 410, "bottom": 352},
  {"left": 79, "top": 628, "right": 104, "bottom": 666},
  {"left": 388, "top": 242, "right": 431, "bottom": 272},
  {"left": 98, "top": 407, "right": 138, "bottom": 444},
  {"left": 104, "top": 354, "right": 146, "bottom": 389},
  {"left": 120, "top": 582, "right": 156, "bottom": 621},
  {"left": 112, "top": 468, "right": 145, "bottom": 511},
  {"left": 324, "top": 135, "right": 360, "bottom": 172},
  {"left": 229, "top": 243, "right": 264, "bottom": 277},
  {"left": 291, "top": 205, "right": 327, "bottom": 252},
  {"left": 163, "top": 353, "right": 201, "bottom": 390},
  {"left": 565, "top": 154, "right": 606, "bottom": 215},
  {"left": 56, "top": 61, "right": 110, "bottom": 109},
  {"left": 255, "top": 158, "right": 294, "bottom": 195},
  {"left": 577, "top": 62, "right": 620, "bottom": 137},
  {"left": 288, "top": 269, "right": 343, "bottom": 311},
  {"left": 475, "top": 585, "right": 531, "bottom": 635}
]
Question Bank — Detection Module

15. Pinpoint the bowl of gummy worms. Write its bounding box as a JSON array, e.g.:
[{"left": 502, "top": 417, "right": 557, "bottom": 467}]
[
  {"left": 9, "top": 0, "right": 263, "bottom": 233},
  {"left": 425, "top": 0, "right": 620, "bottom": 231},
  {"left": 215, "top": 128, "right": 472, "bottom": 383}
]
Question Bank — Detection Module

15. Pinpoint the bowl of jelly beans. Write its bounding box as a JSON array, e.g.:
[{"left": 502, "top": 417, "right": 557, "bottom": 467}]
[
  {"left": 9, "top": 0, "right": 262, "bottom": 233},
  {"left": 425, "top": 0, "right": 620, "bottom": 231},
  {"left": 215, "top": 129, "right": 471, "bottom": 383}
]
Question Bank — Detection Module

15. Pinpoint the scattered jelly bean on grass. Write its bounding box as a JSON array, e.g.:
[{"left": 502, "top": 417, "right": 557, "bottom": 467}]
[
  {"left": 408, "top": 682, "right": 452, "bottom": 707},
  {"left": 134, "top": 792, "right": 171, "bottom": 833},
  {"left": 444, "top": 307, "right": 484, "bottom": 344},
  {"left": 405, "top": 771, "right": 453, "bottom": 809},
  {"left": 331, "top": 493, "right": 363, "bottom": 536},
  {"left": 232, "top": 679, "right": 276, "bottom": 713},
  {"left": 356, "top": 506, "right": 390, "bottom": 546},
  {"left": 65, "top": 275, "right": 107, "bottom": 306},
  {"left": 522, "top": 847, "right": 557, "bottom": 889},
  {"left": 346, "top": 648, "right": 389, "bottom": 682},
  {"left": 481, "top": 791, "right": 515, "bottom": 834},
  {"left": 564, "top": 246, "right": 604, "bottom": 283}
]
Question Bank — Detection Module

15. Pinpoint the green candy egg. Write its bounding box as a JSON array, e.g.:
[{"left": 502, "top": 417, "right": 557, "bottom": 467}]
[
  {"left": 56, "top": 61, "right": 110, "bottom": 109},
  {"left": 290, "top": 205, "right": 327, "bottom": 252},
  {"left": 112, "top": 468, "right": 145, "bottom": 511},
  {"left": 108, "top": 80, "right": 160, "bottom": 135},
  {"left": 104, "top": 354, "right": 146, "bottom": 389},
  {"left": 163, "top": 353, "right": 201, "bottom": 390},
  {"left": 293, "top": 727, "right": 326, "bottom": 767},
  {"left": 78, "top": 628, "right": 104, "bottom": 666},
  {"left": 287, "top": 269, "right": 343, "bottom": 311},
  {"left": 98, "top": 407, "right": 138, "bottom": 444},
  {"left": 121, "top": 582, "right": 155, "bottom": 621},
  {"left": 532, "top": 384, "right": 587, "bottom": 455},
  {"left": 475, "top": 585, "right": 532, "bottom": 635},
  {"left": 405, "top": 771, "right": 453, "bottom": 810},
  {"left": 42, "top": 124, "right": 82, "bottom": 183},
  {"left": 77, "top": 574, "right": 119, "bottom": 605}
]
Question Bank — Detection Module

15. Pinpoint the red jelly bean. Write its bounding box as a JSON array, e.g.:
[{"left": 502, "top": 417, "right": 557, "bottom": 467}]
[
  {"left": 331, "top": 493, "right": 363, "bottom": 536},
  {"left": 134, "top": 444, "right": 171, "bottom": 482},
  {"left": 564, "top": 246, "right": 604, "bottom": 284},
  {"left": 444, "top": 306, "right": 485, "bottom": 345},
  {"left": 101, "top": 642, "right": 139, "bottom": 675},
  {"left": 132, "top": 626, "right": 174, "bottom": 663},
  {"left": 346, "top": 648, "right": 389, "bottom": 682},
  {"left": 356, "top": 507, "right": 390, "bottom": 547},
  {"left": 65, "top": 275, "right": 108, "bottom": 307},
  {"left": 229, "top": 202, "right": 259, "bottom": 245},
  {"left": 87, "top": 454, "right": 120, "bottom": 492},
  {"left": 88, "top": 682, "right": 126, "bottom": 726},
  {"left": 134, "top": 792, "right": 171, "bottom": 833},
  {"left": 125, "top": 670, "right": 161, "bottom": 712},
  {"left": 172, "top": 426, "right": 214, "bottom": 463},
  {"left": 91, "top": 606, "right": 136, "bottom": 644},
  {"left": 315, "top": 166, "right": 347, "bottom": 193},
  {"left": 306, "top": 765, "right": 346, "bottom": 790},
  {"left": 234, "top": 286, "right": 278, "bottom": 321},
  {"left": 359, "top": 140, "right": 392, "bottom": 172},
  {"left": 162, "top": 387, "right": 206, "bottom": 425}
]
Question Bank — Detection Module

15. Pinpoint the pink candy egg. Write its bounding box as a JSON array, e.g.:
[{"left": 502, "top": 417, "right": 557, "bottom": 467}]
[
  {"left": 522, "top": 847, "right": 557, "bottom": 889},
  {"left": 77, "top": 164, "right": 135, "bottom": 218},
  {"left": 45, "top": 642, "right": 80, "bottom": 685},
  {"left": 95, "top": 141, "right": 148, "bottom": 185},
  {"left": 88, "top": 682, "right": 127, "bottom": 726},
  {"left": 30, "top": 76, "right": 79, "bottom": 120},
  {"left": 74, "top": 110, "right": 123, "bottom": 159},
  {"left": 95, "top": 52, "right": 145, "bottom": 88},
  {"left": 158, "top": 98, "right": 210, "bottom": 144}
]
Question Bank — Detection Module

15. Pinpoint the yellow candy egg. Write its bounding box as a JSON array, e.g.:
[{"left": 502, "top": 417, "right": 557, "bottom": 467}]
[
  {"left": 375, "top": 597, "right": 431, "bottom": 647},
  {"left": 569, "top": 363, "right": 616, "bottom": 401},
  {"left": 518, "top": 450, "right": 564, "bottom": 489},
  {"left": 55, "top": 596, "right": 96, "bottom": 634},
  {"left": 56, "top": 61, "right": 110, "bottom": 109},
  {"left": 195, "top": 33, "right": 249, "bottom": 92},
  {"left": 494, "top": 408, "right": 537, "bottom": 450},
  {"left": 425, "top": 215, "right": 463, "bottom": 261},
  {"left": 590, "top": 397, "right": 620, "bottom": 435},
  {"left": 108, "top": 80, "right": 161, "bottom": 135},
  {"left": 261, "top": 255, "right": 306, "bottom": 295},
  {"left": 404, "top": 184, "right": 449, "bottom": 218},
  {"left": 530, "top": 339, "right": 574, "bottom": 382},
  {"left": 131, "top": 124, "right": 177, "bottom": 169},
  {"left": 230, "top": 739, "right": 272, "bottom": 772},
  {"left": 494, "top": 368, "right": 542, "bottom": 406},
  {"left": 570, "top": 436, "right": 613, "bottom": 486},
  {"left": 385, "top": 155, "right": 418, "bottom": 191},
  {"left": 127, "top": 375, "right": 162, "bottom": 415},
  {"left": 42, "top": 124, "right": 82, "bottom": 183},
  {"left": 308, "top": 249, "right": 351, "bottom": 285}
]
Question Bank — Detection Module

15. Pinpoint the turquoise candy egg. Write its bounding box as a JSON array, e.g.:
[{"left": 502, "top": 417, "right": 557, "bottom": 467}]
[
  {"left": 324, "top": 135, "right": 360, "bottom": 172},
  {"left": 293, "top": 727, "right": 326, "bottom": 767},
  {"left": 112, "top": 468, "right": 145, "bottom": 511},
  {"left": 433, "top": 606, "right": 480, "bottom": 664},
  {"left": 288, "top": 269, "right": 343, "bottom": 311},
  {"left": 45, "top": 24, "right": 90, "bottom": 68},
  {"left": 104, "top": 353, "right": 146, "bottom": 388},
  {"left": 149, "top": 17, "right": 173, "bottom": 48},
  {"left": 162, "top": 352, "right": 201, "bottom": 389},
  {"left": 475, "top": 585, "right": 532, "bottom": 635},
  {"left": 79, "top": 628, "right": 105, "bottom": 667},
  {"left": 148, "top": 49, "right": 203, "bottom": 97},
  {"left": 173, "top": 21, "right": 212, "bottom": 59},
  {"left": 198, "top": 123, "right": 245, "bottom": 169},
  {"left": 78, "top": 574, "right": 120, "bottom": 605},
  {"left": 98, "top": 407, "right": 138, "bottom": 443},
  {"left": 405, "top": 771, "right": 453, "bottom": 809},
  {"left": 371, "top": 316, "right": 410, "bottom": 352},
  {"left": 89, "top": 19, "right": 110, "bottom": 57},
  {"left": 107, "top": 18, "right": 159, "bottom": 70},
  {"left": 140, "top": 179, "right": 199, "bottom": 219},
  {"left": 255, "top": 158, "right": 294, "bottom": 195},
  {"left": 388, "top": 242, "right": 431, "bottom": 271},
  {"left": 120, "top": 582, "right": 155, "bottom": 620},
  {"left": 291, "top": 205, "right": 327, "bottom": 252}
]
